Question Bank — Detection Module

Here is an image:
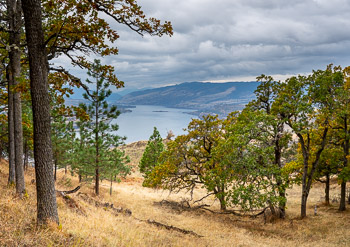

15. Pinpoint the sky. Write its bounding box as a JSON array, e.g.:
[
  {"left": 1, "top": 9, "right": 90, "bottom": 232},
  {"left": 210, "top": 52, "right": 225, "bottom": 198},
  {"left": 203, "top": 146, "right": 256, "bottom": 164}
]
[{"left": 68, "top": 0, "right": 350, "bottom": 91}]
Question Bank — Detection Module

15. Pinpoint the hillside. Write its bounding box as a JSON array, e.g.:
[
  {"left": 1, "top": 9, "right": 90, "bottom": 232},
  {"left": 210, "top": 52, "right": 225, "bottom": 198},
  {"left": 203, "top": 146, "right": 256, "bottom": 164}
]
[
  {"left": 1, "top": 143, "right": 350, "bottom": 246},
  {"left": 117, "top": 81, "right": 259, "bottom": 116}
]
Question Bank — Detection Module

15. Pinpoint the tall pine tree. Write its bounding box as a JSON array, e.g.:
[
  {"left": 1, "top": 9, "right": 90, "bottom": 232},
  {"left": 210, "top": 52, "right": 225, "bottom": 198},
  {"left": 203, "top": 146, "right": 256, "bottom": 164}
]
[{"left": 78, "top": 59, "right": 125, "bottom": 195}]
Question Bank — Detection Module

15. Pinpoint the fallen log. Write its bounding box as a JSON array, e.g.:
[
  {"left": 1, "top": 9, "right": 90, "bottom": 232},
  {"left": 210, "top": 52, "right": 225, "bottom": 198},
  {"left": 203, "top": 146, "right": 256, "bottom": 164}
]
[
  {"left": 77, "top": 192, "right": 132, "bottom": 216},
  {"left": 146, "top": 219, "right": 203, "bottom": 238},
  {"left": 200, "top": 206, "right": 268, "bottom": 218},
  {"left": 56, "top": 185, "right": 81, "bottom": 195}
]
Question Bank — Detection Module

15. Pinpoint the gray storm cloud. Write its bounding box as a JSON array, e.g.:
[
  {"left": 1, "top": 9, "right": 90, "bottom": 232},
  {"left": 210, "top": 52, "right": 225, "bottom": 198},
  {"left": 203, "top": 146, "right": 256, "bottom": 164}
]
[{"left": 89, "top": 0, "right": 350, "bottom": 89}]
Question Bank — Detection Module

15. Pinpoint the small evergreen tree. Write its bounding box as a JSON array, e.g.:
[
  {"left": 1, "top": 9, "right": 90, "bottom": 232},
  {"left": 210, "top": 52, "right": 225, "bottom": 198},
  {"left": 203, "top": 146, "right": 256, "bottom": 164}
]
[
  {"left": 76, "top": 59, "right": 126, "bottom": 195},
  {"left": 139, "top": 127, "right": 164, "bottom": 178},
  {"left": 103, "top": 148, "right": 131, "bottom": 195}
]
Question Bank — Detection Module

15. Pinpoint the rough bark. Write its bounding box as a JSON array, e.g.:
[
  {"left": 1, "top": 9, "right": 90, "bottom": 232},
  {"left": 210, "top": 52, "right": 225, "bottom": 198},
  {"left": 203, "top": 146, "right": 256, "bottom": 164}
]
[
  {"left": 22, "top": 0, "right": 59, "bottom": 225},
  {"left": 7, "top": 67, "right": 15, "bottom": 185},
  {"left": 325, "top": 174, "right": 330, "bottom": 206},
  {"left": 7, "top": 0, "right": 26, "bottom": 196},
  {"left": 339, "top": 181, "right": 346, "bottom": 211}
]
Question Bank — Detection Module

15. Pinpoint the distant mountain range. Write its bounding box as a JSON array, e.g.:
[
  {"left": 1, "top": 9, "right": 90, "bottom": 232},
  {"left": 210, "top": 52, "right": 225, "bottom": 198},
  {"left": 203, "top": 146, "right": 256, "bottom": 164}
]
[
  {"left": 117, "top": 81, "right": 259, "bottom": 117},
  {"left": 65, "top": 81, "right": 260, "bottom": 117}
]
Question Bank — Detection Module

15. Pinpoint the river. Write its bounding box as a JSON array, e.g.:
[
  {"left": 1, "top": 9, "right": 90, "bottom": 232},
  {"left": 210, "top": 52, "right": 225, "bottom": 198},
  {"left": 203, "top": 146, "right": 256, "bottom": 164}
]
[{"left": 113, "top": 105, "right": 197, "bottom": 144}]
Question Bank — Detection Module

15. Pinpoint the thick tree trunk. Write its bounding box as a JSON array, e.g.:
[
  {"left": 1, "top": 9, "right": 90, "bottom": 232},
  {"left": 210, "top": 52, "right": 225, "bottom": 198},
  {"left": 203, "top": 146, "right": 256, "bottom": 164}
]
[
  {"left": 339, "top": 181, "right": 346, "bottom": 211},
  {"left": 216, "top": 185, "right": 226, "bottom": 211},
  {"left": 219, "top": 196, "right": 226, "bottom": 211},
  {"left": 22, "top": 0, "right": 59, "bottom": 225},
  {"left": 7, "top": 0, "right": 26, "bottom": 197},
  {"left": 325, "top": 174, "right": 330, "bottom": 206}
]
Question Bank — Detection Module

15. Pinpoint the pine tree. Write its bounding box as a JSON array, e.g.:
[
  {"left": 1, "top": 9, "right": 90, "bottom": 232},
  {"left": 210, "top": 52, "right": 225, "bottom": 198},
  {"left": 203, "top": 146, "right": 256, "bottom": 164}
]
[
  {"left": 139, "top": 127, "right": 164, "bottom": 178},
  {"left": 77, "top": 59, "right": 125, "bottom": 195},
  {"left": 103, "top": 148, "right": 131, "bottom": 195}
]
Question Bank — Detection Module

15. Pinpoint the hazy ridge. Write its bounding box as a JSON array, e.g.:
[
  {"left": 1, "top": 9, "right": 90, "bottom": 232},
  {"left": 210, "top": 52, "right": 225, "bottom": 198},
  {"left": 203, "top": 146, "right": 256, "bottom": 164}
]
[{"left": 117, "top": 81, "right": 259, "bottom": 116}]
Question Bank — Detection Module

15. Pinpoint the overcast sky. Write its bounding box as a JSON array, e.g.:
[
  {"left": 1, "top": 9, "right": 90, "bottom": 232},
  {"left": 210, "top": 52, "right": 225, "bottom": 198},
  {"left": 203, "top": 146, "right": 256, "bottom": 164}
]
[{"left": 97, "top": 0, "right": 350, "bottom": 90}]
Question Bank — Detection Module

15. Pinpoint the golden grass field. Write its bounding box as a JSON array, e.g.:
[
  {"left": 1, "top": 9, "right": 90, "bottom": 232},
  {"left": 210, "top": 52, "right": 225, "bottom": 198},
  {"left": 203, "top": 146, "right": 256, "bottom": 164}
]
[{"left": 0, "top": 141, "right": 350, "bottom": 247}]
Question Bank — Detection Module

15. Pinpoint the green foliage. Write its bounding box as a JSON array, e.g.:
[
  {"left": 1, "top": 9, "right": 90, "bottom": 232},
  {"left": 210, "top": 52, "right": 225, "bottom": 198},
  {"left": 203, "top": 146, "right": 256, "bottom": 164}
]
[
  {"left": 219, "top": 109, "right": 290, "bottom": 210},
  {"left": 103, "top": 148, "right": 131, "bottom": 182},
  {"left": 51, "top": 116, "right": 75, "bottom": 171},
  {"left": 272, "top": 64, "right": 348, "bottom": 217},
  {"left": 69, "top": 59, "right": 130, "bottom": 193},
  {"left": 139, "top": 127, "right": 164, "bottom": 178},
  {"left": 143, "top": 115, "right": 229, "bottom": 208}
]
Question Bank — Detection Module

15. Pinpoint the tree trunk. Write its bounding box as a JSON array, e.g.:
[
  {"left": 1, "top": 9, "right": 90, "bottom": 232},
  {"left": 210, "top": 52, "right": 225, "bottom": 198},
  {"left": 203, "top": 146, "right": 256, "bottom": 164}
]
[
  {"left": 278, "top": 188, "right": 286, "bottom": 218},
  {"left": 216, "top": 185, "right": 226, "bottom": 211},
  {"left": 275, "top": 136, "right": 286, "bottom": 218},
  {"left": 325, "top": 174, "right": 330, "bottom": 206},
  {"left": 54, "top": 157, "right": 57, "bottom": 181},
  {"left": 301, "top": 184, "right": 308, "bottom": 218},
  {"left": 300, "top": 152, "right": 309, "bottom": 219},
  {"left": 339, "top": 181, "right": 346, "bottom": 211},
  {"left": 95, "top": 168, "right": 100, "bottom": 195},
  {"left": 340, "top": 118, "right": 349, "bottom": 209},
  {"left": 110, "top": 176, "right": 113, "bottom": 196},
  {"left": 219, "top": 196, "right": 226, "bottom": 211},
  {"left": 22, "top": 0, "right": 59, "bottom": 225},
  {"left": 95, "top": 85, "right": 100, "bottom": 195},
  {"left": 0, "top": 143, "right": 3, "bottom": 160},
  {"left": 298, "top": 127, "right": 328, "bottom": 219},
  {"left": 7, "top": 66, "right": 15, "bottom": 185},
  {"left": 7, "top": 0, "right": 26, "bottom": 197},
  {"left": 23, "top": 140, "right": 28, "bottom": 171}
]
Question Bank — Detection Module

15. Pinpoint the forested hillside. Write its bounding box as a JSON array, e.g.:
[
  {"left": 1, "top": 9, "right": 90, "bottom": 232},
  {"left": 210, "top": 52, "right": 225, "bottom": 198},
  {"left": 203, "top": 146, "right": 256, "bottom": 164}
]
[{"left": 117, "top": 81, "right": 259, "bottom": 116}]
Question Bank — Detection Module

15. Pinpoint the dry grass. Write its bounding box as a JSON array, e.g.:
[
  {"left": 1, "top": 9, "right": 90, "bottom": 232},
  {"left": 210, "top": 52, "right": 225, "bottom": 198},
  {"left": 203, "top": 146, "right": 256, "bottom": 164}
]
[{"left": 1, "top": 142, "right": 350, "bottom": 247}]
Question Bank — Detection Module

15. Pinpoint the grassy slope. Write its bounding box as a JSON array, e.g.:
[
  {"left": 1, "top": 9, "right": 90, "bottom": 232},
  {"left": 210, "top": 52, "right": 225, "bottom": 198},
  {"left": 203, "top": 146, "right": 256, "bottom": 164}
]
[{"left": 0, "top": 141, "right": 350, "bottom": 247}]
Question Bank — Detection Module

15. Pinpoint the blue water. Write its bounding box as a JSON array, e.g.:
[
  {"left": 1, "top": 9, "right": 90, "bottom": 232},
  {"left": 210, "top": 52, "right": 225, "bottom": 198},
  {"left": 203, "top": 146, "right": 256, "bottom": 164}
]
[{"left": 113, "top": 105, "right": 196, "bottom": 143}]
